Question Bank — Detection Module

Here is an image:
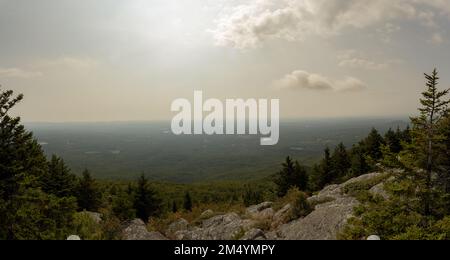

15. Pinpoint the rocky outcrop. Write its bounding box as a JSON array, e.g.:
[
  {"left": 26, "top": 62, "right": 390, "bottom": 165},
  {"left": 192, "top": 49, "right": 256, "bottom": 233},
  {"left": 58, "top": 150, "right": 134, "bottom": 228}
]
[
  {"left": 122, "top": 219, "right": 168, "bottom": 240},
  {"left": 277, "top": 196, "right": 358, "bottom": 240},
  {"left": 246, "top": 202, "right": 273, "bottom": 216},
  {"left": 272, "top": 204, "right": 292, "bottom": 228},
  {"left": 277, "top": 172, "right": 386, "bottom": 240},
  {"left": 166, "top": 172, "right": 388, "bottom": 241},
  {"left": 175, "top": 213, "right": 249, "bottom": 240},
  {"left": 166, "top": 218, "right": 189, "bottom": 235}
]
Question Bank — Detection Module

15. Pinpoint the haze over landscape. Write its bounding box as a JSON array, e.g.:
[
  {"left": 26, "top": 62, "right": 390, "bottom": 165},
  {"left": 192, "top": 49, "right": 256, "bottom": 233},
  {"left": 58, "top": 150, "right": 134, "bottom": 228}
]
[
  {"left": 26, "top": 118, "right": 408, "bottom": 181},
  {"left": 1, "top": 0, "right": 449, "bottom": 122},
  {"left": 3, "top": 0, "right": 450, "bottom": 242}
]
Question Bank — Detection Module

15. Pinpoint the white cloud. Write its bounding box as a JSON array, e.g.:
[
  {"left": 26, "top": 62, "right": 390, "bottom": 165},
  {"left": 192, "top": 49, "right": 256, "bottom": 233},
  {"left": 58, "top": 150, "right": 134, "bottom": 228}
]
[
  {"left": 337, "top": 50, "right": 391, "bottom": 70},
  {"left": 335, "top": 77, "right": 368, "bottom": 92},
  {"left": 212, "top": 0, "right": 450, "bottom": 49},
  {"left": 275, "top": 70, "right": 366, "bottom": 92},
  {"left": 0, "top": 67, "right": 43, "bottom": 78}
]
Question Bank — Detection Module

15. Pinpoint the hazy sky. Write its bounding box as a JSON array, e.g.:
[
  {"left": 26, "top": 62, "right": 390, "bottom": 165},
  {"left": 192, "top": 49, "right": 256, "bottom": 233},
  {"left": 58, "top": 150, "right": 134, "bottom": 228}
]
[{"left": 1, "top": 0, "right": 450, "bottom": 122}]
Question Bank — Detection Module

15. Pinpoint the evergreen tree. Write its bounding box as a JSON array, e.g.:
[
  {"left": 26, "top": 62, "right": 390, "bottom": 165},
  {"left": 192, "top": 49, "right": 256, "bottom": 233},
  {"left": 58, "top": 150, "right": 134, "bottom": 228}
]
[
  {"left": 172, "top": 201, "right": 178, "bottom": 213},
  {"left": 0, "top": 86, "right": 76, "bottom": 239},
  {"left": 183, "top": 192, "right": 193, "bottom": 212},
  {"left": 111, "top": 189, "right": 136, "bottom": 222},
  {"left": 76, "top": 169, "right": 101, "bottom": 212},
  {"left": 385, "top": 128, "right": 402, "bottom": 154},
  {"left": 133, "top": 174, "right": 162, "bottom": 222},
  {"left": 295, "top": 161, "right": 309, "bottom": 192},
  {"left": 349, "top": 145, "right": 370, "bottom": 177},
  {"left": 331, "top": 143, "right": 351, "bottom": 180},
  {"left": 274, "top": 156, "right": 309, "bottom": 197},
  {"left": 308, "top": 164, "right": 322, "bottom": 191},
  {"left": 361, "top": 128, "right": 384, "bottom": 161},
  {"left": 400, "top": 125, "right": 412, "bottom": 144},
  {"left": 409, "top": 69, "right": 449, "bottom": 214},
  {"left": 309, "top": 148, "right": 334, "bottom": 191},
  {"left": 437, "top": 115, "right": 450, "bottom": 194},
  {"left": 41, "top": 155, "right": 77, "bottom": 198}
]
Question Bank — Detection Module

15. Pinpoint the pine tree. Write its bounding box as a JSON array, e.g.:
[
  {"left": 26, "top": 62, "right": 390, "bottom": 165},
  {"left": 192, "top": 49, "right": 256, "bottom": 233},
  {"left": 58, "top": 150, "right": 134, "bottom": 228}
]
[
  {"left": 274, "top": 156, "right": 309, "bottom": 197},
  {"left": 361, "top": 128, "right": 384, "bottom": 161},
  {"left": 308, "top": 164, "right": 322, "bottom": 191},
  {"left": 385, "top": 128, "right": 402, "bottom": 154},
  {"left": 309, "top": 148, "right": 333, "bottom": 191},
  {"left": 295, "top": 161, "right": 309, "bottom": 192},
  {"left": 410, "top": 69, "right": 449, "bottom": 214},
  {"left": 172, "top": 201, "right": 178, "bottom": 213},
  {"left": 400, "top": 125, "right": 412, "bottom": 144},
  {"left": 0, "top": 86, "right": 76, "bottom": 239},
  {"left": 349, "top": 145, "right": 370, "bottom": 177},
  {"left": 331, "top": 143, "right": 351, "bottom": 180},
  {"left": 437, "top": 115, "right": 450, "bottom": 194},
  {"left": 41, "top": 155, "right": 77, "bottom": 198},
  {"left": 133, "top": 174, "right": 162, "bottom": 222},
  {"left": 183, "top": 192, "right": 193, "bottom": 212},
  {"left": 112, "top": 189, "right": 136, "bottom": 221},
  {"left": 76, "top": 169, "right": 101, "bottom": 212}
]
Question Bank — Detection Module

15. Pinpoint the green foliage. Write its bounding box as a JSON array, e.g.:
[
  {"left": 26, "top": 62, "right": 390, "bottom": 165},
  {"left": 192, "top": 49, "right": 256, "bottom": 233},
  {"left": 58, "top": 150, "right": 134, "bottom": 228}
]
[
  {"left": 309, "top": 148, "right": 332, "bottom": 191},
  {"left": 330, "top": 142, "right": 351, "bottom": 180},
  {"left": 172, "top": 201, "right": 178, "bottom": 213},
  {"left": 274, "top": 156, "right": 309, "bottom": 197},
  {"left": 232, "top": 228, "right": 246, "bottom": 240},
  {"left": 72, "top": 212, "right": 103, "bottom": 240},
  {"left": 242, "top": 185, "right": 263, "bottom": 207},
  {"left": 111, "top": 189, "right": 136, "bottom": 221},
  {"left": 349, "top": 145, "right": 371, "bottom": 177},
  {"left": 436, "top": 116, "right": 450, "bottom": 193},
  {"left": 288, "top": 188, "right": 312, "bottom": 219},
  {"left": 341, "top": 69, "right": 450, "bottom": 240},
  {"left": 0, "top": 86, "right": 76, "bottom": 240},
  {"left": 361, "top": 128, "right": 385, "bottom": 161},
  {"left": 41, "top": 155, "right": 77, "bottom": 198},
  {"left": 76, "top": 169, "right": 101, "bottom": 212},
  {"left": 12, "top": 184, "right": 78, "bottom": 240},
  {"left": 384, "top": 128, "right": 402, "bottom": 154},
  {"left": 342, "top": 173, "right": 390, "bottom": 198},
  {"left": 133, "top": 174, "right": 162, "bottom": 222},
  {"left": 183, "top": 191, "right": 193, "bottom": 212},
  {"left": 381, "top": 144, "right": 403, "bottom": 168}
]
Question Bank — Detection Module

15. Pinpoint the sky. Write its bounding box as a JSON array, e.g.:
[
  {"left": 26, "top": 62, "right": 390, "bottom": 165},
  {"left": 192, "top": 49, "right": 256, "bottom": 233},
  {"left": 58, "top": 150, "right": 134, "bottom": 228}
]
[{"left": 1, "top": 0, "right": 450, "bottom": 122}]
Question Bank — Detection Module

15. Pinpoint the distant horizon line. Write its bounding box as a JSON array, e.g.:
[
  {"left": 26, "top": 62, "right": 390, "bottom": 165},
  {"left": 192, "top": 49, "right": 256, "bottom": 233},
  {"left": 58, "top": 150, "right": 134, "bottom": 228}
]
[{"left": 23, "top": 115, "right": 412, "bottom": 124}]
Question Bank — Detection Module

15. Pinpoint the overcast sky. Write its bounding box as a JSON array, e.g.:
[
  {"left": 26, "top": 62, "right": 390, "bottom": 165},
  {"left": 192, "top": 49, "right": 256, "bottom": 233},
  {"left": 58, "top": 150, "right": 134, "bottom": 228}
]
[{"left": 1, "top": 0, "right": 450, "bottom": 122}]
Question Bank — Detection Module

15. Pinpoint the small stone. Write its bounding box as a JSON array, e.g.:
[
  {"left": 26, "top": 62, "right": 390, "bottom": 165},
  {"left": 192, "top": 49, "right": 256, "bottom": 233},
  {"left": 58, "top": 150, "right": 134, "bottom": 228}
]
[
  {"left": 367, "top": 235, "right": 381, "bottom": 240},
  {"left": 67, "top": 235, "right": 81, "bottom": 240}
]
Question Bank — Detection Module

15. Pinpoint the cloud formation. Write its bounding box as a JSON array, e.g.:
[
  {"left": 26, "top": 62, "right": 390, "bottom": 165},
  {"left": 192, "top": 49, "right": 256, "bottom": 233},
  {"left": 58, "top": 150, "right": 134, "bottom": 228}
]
[
  {"left": 275, "top": 70, "right": 367, "bottom": 92},
  {"left": 337, "top": 50, "right": 392, "bottom": 70},
  {"left": 212, "top": 0, "right": 450, "bottom": 49},
  {"left": 0, "top": 68, "right": 43, "bottom": 78}
]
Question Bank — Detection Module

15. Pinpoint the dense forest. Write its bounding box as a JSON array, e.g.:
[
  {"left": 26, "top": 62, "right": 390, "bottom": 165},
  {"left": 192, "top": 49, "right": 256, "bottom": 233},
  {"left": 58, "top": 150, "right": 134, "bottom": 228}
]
[{"left": 1, "top": 68, "right": 450, "bottom": 240}]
